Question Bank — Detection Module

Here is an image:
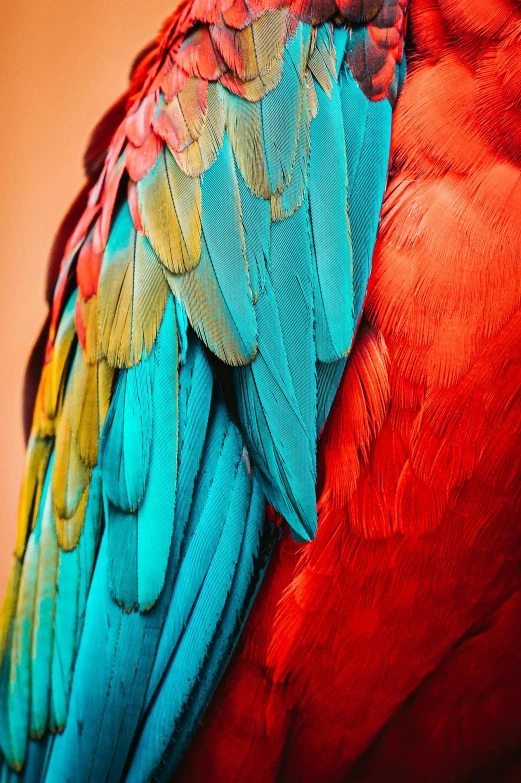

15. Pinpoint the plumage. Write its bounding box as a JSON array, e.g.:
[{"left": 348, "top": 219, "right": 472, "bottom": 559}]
[{"left": 0, "top": 0, "right": 414, "bottom": 778}]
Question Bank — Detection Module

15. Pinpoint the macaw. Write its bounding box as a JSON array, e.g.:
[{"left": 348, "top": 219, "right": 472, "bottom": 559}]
[{"left": 1, "top": 0, "right": 520, "bottom": 780}]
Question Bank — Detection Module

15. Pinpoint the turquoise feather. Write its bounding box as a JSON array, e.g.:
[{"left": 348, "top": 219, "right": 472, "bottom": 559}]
[
  {"left": 308, "top": 68, "right": 353, "bottom": 362},
  {"left": 30, "top": 480, "right": 58, "bottom": 740},
  {"left": 260, "top": 23, "right": 310, "bottom": 194},
  {"left": 200, "top": 132, "right": 257, "bottom": 362},
  {"left": 235, "top": 162, "right": 270, "bottom": 300},
  {"left": 100, "top": 354, "right": 153, "bottom": 512},
  {"left": 235, "top": 274, "right": 317, "bottom": 542},
  {"left": 339, "top": 64, "right": 392, "bottom": 316},
  {"left": 136, "top": 296, "right": 178, "bottom": 610}
]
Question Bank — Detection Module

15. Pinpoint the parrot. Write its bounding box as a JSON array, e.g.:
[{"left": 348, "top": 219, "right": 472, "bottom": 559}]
[{"left": 1, "top": 0, "right": 521, "bottom": 779}]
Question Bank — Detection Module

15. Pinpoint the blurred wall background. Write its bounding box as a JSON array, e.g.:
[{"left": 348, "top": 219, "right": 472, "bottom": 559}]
[{"left": 0, "top": 1, "right": 174, "bottom": 596}]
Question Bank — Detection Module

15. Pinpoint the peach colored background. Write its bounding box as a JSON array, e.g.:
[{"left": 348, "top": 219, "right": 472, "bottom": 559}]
[{"left": 0, "top": 1, "right": 174, "bottom": 596}]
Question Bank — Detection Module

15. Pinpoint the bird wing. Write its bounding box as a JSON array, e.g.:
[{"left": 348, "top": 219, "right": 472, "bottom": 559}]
[{"left": 0, "top": 0, "right": 406, "bottom": 778}]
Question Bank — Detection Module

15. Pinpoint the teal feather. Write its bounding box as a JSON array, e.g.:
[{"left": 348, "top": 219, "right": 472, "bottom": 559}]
[
  {"left": 5, "top": 475, "right": 44, "bottom": 769},
  {"left": 235, "top": 274, "right": 317, "bottom": 542},
  {"left": 260, "top": 23, "right": 309, "bottom": 194},
  {"left": 76, "top": 467, "right": 104, "bottom": 637},
  {"left": 158, "top": 478, "right": 272, "bottom": 781},
  {"left": 0, "top": 625, "right": 14, "bottom": 768},
  {"left": 100, "top": 352, "right": 153, "bottom": 512},
  {"left": 316, "top": 358, "right": 347, "bottom": 435},
  {"left": 30, "top": 478, "right": 58, "bottom": 740},
  {"left": 340, "top": 64, "right": 392, "bottom": 316},
  {"left": 52, "top": 468, "right": 104, "bottom": 731},
  {"left": 178, "top": 399, "right": 229, "bottom": 559},
  {"left": 199, "top": 132, "right": 257, "bottom": 361},
  {"left": 169, "top": 340, "right": 213, "bottom": 569},
  {"left": 235, "top": 161, "right": 270, "bottom": 300},
  {"left": 50, "top": 545, "right": 79, "bottom": 733},
  {"left": 136, "top": 296, "right": 178, "bottom": 610},
  {"left": 269, "top": 196, "right": 316, "bottom": 440},
  {"left": 332, "top": 24, "right": 348, "bottom": 75},
  {"left": 308, "top": 70, "right": 353, "bottom": 362},
  {"left": 107, "top": 501, "right": 139, "bottom": 610}
]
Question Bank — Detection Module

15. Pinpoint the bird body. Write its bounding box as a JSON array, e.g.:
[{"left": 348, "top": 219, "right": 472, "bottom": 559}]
[{"left": 1, "top": 0, "right": 520, "bottom": 781}]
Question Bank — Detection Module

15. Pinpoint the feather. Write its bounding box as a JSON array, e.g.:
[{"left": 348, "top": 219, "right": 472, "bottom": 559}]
[
  {"left": 15, "top": 437, "right": 53, "bottom": 559},
  {"left": 171, "top": 82, "right": 225, "bottom": 178},
  {"left": 235, "top": 161, "right": 270, "bottom": 301},
  {"left": 210, "top": 10, "right": 289, "bottom": 82},
  {"left": 98, "top": 202, "right": 170, "bottom": 369},
  {"left": 51, "top": 469, "right": 103, "bottom": 733},
  {"left": 137, "top": 147, "right": 202, "bottom": 274},
  {"left": 5, "top": 462, "right": 49, "bottom": 770},
  {"left": 308, "top": 67, "right": 353, "bottom": 362},
  {"left": 235, "top": 276, "right": 317, "bottom": 542},
  {"left": 43, "top": 292, "right": 77, "bottom": 424},
  {"left": 100, "top": 353, "right": 153, "bottom": 512},
  {"left": 339, "top": 64, "right": 392, "bottom": 315},
  {"left": 166, "top": 155, "right": 257, "bottom": 368},
  {"left": 30, "top": 479, "right": 58, "bottom": 740},
  {"left": 51, "top": 369, "right": 91, "bottom": 550}
]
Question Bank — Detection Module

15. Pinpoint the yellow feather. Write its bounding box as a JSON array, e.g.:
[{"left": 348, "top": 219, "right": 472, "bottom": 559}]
[
  {"left": 307, "top": 25, "right": 336, "bottom": 96},
  {"left": 211, "top": 9, "right": 289, "bottom": 82},
  {"left": 165, "top": 248, "right": 257, "bottom": 366},
  {"left": 222, "top": 90, "right": 272, "bottom": 198},
  {"left": 0, "top": 559, "right": 22, "bottom": 672},
  {"left": 173, "top": 82, "right": 225, "bottom": 177},
  {"left": 30, "top": 372, "right": 55, "bottom": 439},
  {"left": 306, "top": 67, "right": 319, "bottom": 119},
  {"left": 52, "top": 399, "right": 91, "bottom": 529},
  {"left": 69, "top": 353, "right": 114, "bottom": 467},
  {"left": 54, "top": 483, "right": 89, "bottom": 552},
  {"left": 98, "top": 225, "right": 170, "bottom": 368},
  {"left": 79, "top": 295, "right": 101, "bottom": 365},
  {"left": 220, "top": 56, "right": 283, "bottom": 102},
  {"left": 138, "top": 146, "right": 202, "bottom": 274},
  {"left": 8, "top": 530, "right": 38, "bottom": 770},
  {"left": 30, "top": 485, "right": 59, "bottom": 740},
  {"left": 162, "top": 77, "right": 208, "bottom": 152},
  {"left": 16, "top": 436, "right": 53, "bottom": 557}
]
